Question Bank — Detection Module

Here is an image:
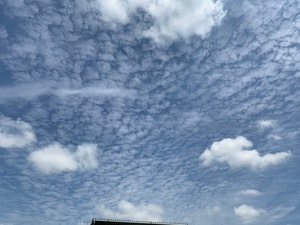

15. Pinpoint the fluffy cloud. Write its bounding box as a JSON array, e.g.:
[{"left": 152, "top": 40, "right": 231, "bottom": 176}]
[
  {"left": 0, "top": 116, "right": 36, "bottom": 148},
  {"left": 96, "top": 200, "right": 164, "bottom": 221},
  {"left": 234, "top": 205, "right": 265, "bottom": 224},
  {"left": 199, "top": 136, "right": 291, "bottom": 169},
  {"left": 239, "top": 189, "right": 262, "bottom": 196},
  {"left": 94, "top": 0, "right": 226, "bottom": 42},
  {"left": 28, "top": 143, "right": 98, "bottom": 174}
]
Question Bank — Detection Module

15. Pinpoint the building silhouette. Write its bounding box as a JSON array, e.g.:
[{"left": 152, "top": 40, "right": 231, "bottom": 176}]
[{"left": 90, "top": 219, "right": 187, "bottom": 225}]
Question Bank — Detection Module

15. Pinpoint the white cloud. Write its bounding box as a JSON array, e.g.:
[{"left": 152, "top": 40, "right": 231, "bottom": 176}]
[
  {"left": 199, "top": 136, "right": 291, "bottom": 169},
  {"left": 144, "top": 0, "right": 226, "bottom": 42},
  {"left": 93, "top": 0, "right": 138, "bottom": 24},
  {"left": 96, "top": 200, "right": 164, "bottom": 221},
  {"left": 74, "top": 143, "right": 98, "bottom": 170},
  {"left": 0, "top": 83, "right": 136, "bottom": 101},
  {"left": 257, "top": 119, "right": 276, "bottom": 129},
  {"left": 94, "top": 0, "right": 226, "bottom": 42},
  {"left": 239, "top": 189, "right": 262, "bottom": 196},
  {"left": 28, "top": 143, "right": 98, "bottom": 174},
  {"left": 55, "top": 87, "right": 136, "bottom": 98},
  {"left": 0, "top": 116, "right": 36, "bottom": 148},
  {"left": 234, "top": 204, "right": 265, "bottom": 224}
]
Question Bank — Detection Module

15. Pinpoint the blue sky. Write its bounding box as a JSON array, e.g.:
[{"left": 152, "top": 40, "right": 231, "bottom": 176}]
[{"left": 0, "top": 0, "right": 299, "bottom": 224}]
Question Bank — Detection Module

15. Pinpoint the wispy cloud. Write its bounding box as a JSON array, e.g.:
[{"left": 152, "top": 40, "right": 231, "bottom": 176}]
[
  {"left": 268, "top": 206, "right": 296, "bottom": 221},
  {"left": 55, "top": 87, "right": 136, "bottom": 98},
  {"left": 0, "top": 83, "right": 52, "bottom": 102},
  {"left": 0, "top": 83, "right": 136, "bottom": 102},
  {"left": 28, "top": 143, "right": 98, "bottom": 174},
  {"left": 0, "top": 116, "right": 36, "bottom": 148},
  {"left": 239, "top": 189, "right": 262, "bottom": 196},
  {"left": 267, "top": 134, "right": 282, "bottom": 140},
  {"left": 200, "top": 136, "right": 291, "bottom": 170}
]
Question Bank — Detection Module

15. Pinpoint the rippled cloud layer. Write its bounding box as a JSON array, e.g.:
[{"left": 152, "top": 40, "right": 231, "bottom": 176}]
[{"left": 0, "top": 0, "right": 299, "bottom": 225}]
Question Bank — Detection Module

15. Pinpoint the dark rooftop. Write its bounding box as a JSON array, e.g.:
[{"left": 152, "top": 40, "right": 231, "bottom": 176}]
[{"left": 91, "top": 219, "right": 187, "bottom": 225}]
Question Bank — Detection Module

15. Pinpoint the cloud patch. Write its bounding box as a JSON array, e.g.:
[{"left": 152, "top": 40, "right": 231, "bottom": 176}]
[
  {"left": 55, "top": 87, "right": 136, "bottom": 98},
  {"left": 0, "top": 116, "right": 36, "bottom": 148},
  {"left": 199, "top": 136, "right": 291, "bottom": 169},
  {"left": 96, "top": 200, "right": 164, "bottom": 221},
  {"left": 257, "top": 119, "right": 276, "bottom": 129},
  {"left": 239, "top": 189, "right": 262, "bottom": 196},
  {"left": 234, "top": 205, "right": 265, "bottom": 224},
  {"left": 28, "top": 143, "right": 98, "bottom": 174},
  {"left": 94, "top": 0, "right": 226, "bottom": 42},
  {"left": 0, "top": 83, "right": 136, "bottom": 102}
]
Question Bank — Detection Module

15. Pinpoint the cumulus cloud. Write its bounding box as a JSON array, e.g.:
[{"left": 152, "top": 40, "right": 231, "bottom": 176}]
[
  {"left": 199, "top": 136, "right": 291, "bottom": 169},
  {"left": 239, "top": 189, "right": 262, "bottom": 196},
  {"left": 28, "top": 143, "right": 98, "bottom": 174},
  {"left": 94, "top": 0, "right": 226, "bottom": 42},
  {"left": 96, "top": 200, "right": 164, "bottom": 221},
  {"left": 0, "top": 116, "right": 36, "bottom": 148},
  {"left": 234, "top": 205, "right": 265, "bottom": 224}
]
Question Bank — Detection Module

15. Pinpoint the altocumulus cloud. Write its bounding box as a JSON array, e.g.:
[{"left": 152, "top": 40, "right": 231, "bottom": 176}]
[
  {"left": 0, "top": 116, "right": 36, "bottom": 148},
  {"left": 28, "top": 142, "right": 98, "bottom": 174},
  {"left": 257, "top": 119, "right": 276, "bottom": 129},
  {"left": 96, "top": 200, "right": 164, "bottom": 222},
  {"left": 94, "top": 0, "right": 226, "bottom": 42},
  {"left": 200, "top": 136, "right": 291, "bottom": 169}
]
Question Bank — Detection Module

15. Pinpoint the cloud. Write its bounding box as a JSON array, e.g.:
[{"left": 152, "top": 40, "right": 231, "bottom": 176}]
[
  {"left": 267, "top": 134, "right": 282, "bottom": 140},
  {"left": 55, "top": 87, "right": 136, "bottom": 98},
  {"left": 234, "top": 204, "right": 265, "bottom": 224},
  {"left": 239, "top": 189, "right": 262, "bottom": 196},
  {"left": 0, "top": 25, "right": 8, "bottom": 39},
  {"left": 28, "top": 143, "right": 98, "bottom": 174},
  {"left": 0, "top": 83, "right": 52, "bottom": 102},
  {"left": 269, "top": 206, "right": 296, "bottom": 220},
  {"left": 199, "top": 136, "right": 291, "bottom": 169},
  {"left": 143, "top": 0, "right": 226, "bottom": 42},
  {"left": 0, "top": 116, "right": 36, "bottom": 148},
  {"left": 96, "top": 200, "right": 164, "bottom": 221},
  {"left": 1, "top": 0, "right": 299, "bottom": 224},
  {"left": 94, "top": 0, "right": 226, "bottom": 42},
  {"left": 257, "top": 120, "right": 276, "bottom": 129},
  {"left": 0, "top": 83, "right": 136, "bottom": 102}
]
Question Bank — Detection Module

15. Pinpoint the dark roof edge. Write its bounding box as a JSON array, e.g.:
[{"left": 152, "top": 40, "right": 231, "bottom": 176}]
[{"left": 92, "top": 218, "right": 187, "bottom": 225}]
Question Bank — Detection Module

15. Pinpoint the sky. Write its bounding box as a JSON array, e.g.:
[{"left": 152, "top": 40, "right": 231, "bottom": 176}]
[{"left": 0, "top": 0, "right": 299, "bottom": 224}]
